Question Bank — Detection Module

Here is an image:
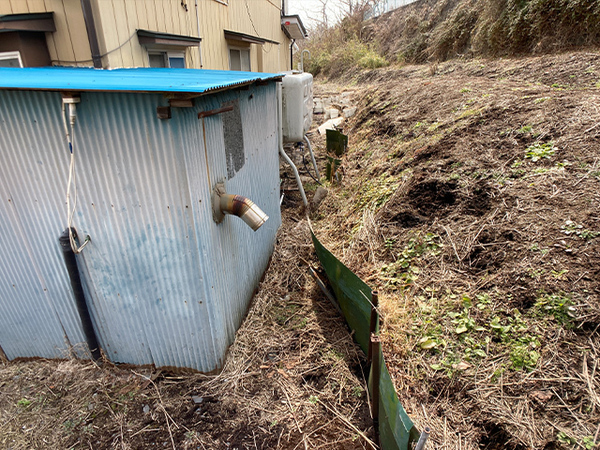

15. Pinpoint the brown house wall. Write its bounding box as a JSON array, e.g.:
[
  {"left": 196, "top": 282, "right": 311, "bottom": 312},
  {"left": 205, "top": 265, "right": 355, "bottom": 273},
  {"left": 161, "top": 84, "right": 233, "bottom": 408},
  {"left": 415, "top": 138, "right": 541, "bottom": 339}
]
[{"left": 0, "top": 31, "right": 51, "bottom": 66}]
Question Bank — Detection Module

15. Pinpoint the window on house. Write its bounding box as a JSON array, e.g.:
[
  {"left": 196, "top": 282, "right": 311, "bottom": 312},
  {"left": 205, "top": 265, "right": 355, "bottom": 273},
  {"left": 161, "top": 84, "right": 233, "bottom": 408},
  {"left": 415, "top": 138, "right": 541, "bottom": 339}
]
[
  {"left": 148, "top": 51, "right": 186, "bottom": 68},
  {"left": 229, "top": 47, "right": 250, "bottom": 71},
  {"left": 0, "top": 51, "right": 23, "bottom": 68}
]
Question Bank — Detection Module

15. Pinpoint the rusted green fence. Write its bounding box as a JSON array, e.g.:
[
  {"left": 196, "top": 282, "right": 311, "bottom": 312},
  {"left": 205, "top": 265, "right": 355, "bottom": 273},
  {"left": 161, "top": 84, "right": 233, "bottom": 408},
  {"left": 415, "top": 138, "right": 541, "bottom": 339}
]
[{"left": 311, "top": 230, "right": 421, "bottom": 449}]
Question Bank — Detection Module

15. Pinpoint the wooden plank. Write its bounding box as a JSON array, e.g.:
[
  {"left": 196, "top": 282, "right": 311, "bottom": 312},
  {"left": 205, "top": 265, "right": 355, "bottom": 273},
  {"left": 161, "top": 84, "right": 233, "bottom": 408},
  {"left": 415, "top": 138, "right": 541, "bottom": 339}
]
[
  {"left": 45, "top": 0, "right": 76, "bottom": 63},
  {"left": 9, "top": 0, "right": 30, "bottom": 13},
  {"left": 0, "top": 2, "right": 14, "bottom": 14},
  {"left": 144, "top": 0, "right": 158, "bottom": 33},
  {"left": 93, "top": 0, "right": 123, "bottom": 68},
  {"left": 161, "top": 0, "right": 175, "bottom": 34},
  {"left": 63, "top": 0, "right": 93, "bottom": 65},
  {"left": 169, "top": 98, "right": 194, "bottom": 108},
  {"left": 111, "top": 0, "right": 134, "bottom": 67},
  {"left": 197, "top": 105, "right": 233, "bottom": 119},
  {"left": 26, "top": 0, "right": 47, "bottom": 12},
  {"left": 124, "top": 0, "right": 146, "bottom": 67}
]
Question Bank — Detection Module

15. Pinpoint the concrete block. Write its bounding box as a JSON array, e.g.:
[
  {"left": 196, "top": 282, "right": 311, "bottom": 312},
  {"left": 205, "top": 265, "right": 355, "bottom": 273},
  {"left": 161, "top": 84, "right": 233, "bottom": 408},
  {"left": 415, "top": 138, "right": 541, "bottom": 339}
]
[{"left": 343, "top": 107, "right": 357, "bottom": 118}]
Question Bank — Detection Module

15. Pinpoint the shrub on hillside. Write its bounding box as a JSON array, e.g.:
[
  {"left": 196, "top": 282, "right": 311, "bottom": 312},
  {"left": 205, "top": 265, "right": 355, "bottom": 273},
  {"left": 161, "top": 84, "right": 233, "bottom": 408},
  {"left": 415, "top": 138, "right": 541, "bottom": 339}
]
[{"left": 301, "top": 0, "right": 600, "bottom": 78}]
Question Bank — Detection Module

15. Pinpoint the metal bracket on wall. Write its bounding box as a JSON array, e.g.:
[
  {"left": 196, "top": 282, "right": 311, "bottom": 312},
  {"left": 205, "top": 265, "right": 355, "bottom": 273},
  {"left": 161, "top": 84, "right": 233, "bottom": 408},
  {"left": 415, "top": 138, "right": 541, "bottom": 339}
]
[{"left": 157, "top": 106, "right": 171, "bottom": 120}]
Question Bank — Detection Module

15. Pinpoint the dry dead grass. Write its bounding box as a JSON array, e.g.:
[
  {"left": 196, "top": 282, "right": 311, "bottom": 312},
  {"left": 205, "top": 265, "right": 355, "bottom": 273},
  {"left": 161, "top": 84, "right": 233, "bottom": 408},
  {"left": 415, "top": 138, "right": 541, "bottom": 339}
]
[
  {"left": 311, "top": 52, "right": 600, "bottom": 449},
  {"left": 0, "top": 218, "right": 374, "bottom": 449}
]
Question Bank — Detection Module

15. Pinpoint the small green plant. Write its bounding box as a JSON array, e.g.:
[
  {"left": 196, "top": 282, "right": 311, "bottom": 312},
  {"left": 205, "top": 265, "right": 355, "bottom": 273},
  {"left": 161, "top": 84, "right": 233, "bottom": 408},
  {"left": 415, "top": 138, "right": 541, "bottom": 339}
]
[
  {"left": 517, "top": 125, "right": 532, "bottom": 134},
  {"left": 582, "top": 436, "right": 597, "bottom": 449},
  {"left": 535, "top": 293, "right": 575, "bottom": 325},
  {"left": 460, "top": 87, "right": 472, "bottom": 93},
  {"left": 525, "top": 142, "right": 555, "bottom": 162},
  {"left": 509, "top": 339, "right": 540, "bottom": 371},
  {"left": 17, "top": 398, "right": 31, "bottom": 408},
  {"left": 308, "top": 395, "right": 319, "bottom": 405},
  {"left": 384, "top": 238, "right": 396, "bottom": 250},
  {"left": 561, "top": 220, "right": 599, "bottom": 240},
  {"left": 352, "top": 386, "right": 364, "bottom": 398},
  {"left": 557, "top": 432, "right": 576, "bottom": 446},
  {"left": 396, "top": 233, "right": 442, "bottom": 268},
  {"left": 381, "top": 233, "right": 442, "bottom": 290},
  {"left": 534, "top": 97, "right": 551, "bottom": 104},
  {"left": 184, "top": 431, "right": 198, "bottom": 442},
  {"left": 447, "top": 298, "right": 477, "bottom": 335}
]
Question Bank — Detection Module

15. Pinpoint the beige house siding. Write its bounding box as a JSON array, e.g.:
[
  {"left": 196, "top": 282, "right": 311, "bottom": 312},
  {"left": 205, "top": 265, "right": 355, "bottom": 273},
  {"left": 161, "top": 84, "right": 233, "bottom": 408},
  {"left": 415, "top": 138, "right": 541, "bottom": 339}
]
[{"left": 0, "top": 0, "right": 292, "bottom": 72}]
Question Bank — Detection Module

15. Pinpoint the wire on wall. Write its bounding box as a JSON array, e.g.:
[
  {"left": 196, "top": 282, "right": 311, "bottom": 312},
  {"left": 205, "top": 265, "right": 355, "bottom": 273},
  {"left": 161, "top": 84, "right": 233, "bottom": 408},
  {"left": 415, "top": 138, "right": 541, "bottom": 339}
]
[
  {"left": 52, "top": 31, "right": 138, "bottom": 65},
  {"left": 62, "top": 98, "right": 90, "bottom": 254}
]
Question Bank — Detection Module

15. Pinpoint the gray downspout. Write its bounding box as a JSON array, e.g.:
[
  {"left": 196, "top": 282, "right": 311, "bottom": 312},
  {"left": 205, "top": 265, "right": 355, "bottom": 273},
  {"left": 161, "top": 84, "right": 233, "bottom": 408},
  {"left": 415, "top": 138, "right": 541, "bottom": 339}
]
[
  {"left": 80, "top": 0, "right": 102, "bottom": 68},
  {"left": 59, "top": 228, "right": 101, "bottom": 360}
]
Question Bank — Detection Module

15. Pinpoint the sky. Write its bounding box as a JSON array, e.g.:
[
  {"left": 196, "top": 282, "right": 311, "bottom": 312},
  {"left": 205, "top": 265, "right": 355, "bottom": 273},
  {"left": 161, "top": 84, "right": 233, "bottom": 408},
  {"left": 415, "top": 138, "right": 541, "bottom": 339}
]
[{"left": 286, "top": 0, "right": 347, "bottom": 30}]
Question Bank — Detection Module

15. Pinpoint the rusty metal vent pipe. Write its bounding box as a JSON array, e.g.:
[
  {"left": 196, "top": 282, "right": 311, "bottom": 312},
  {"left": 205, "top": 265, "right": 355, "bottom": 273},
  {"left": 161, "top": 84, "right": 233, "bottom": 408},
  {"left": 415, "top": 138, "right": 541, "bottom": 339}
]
[{"left": 212, "top": 182, "right": 268, "bottom": 231}]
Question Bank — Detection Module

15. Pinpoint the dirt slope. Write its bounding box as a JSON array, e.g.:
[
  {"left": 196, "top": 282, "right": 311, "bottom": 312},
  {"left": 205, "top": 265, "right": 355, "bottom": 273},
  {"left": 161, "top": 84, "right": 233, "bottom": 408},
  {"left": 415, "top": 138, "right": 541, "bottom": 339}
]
[{"left": 311, "top": 51, "right": 600, "bottom": 449}]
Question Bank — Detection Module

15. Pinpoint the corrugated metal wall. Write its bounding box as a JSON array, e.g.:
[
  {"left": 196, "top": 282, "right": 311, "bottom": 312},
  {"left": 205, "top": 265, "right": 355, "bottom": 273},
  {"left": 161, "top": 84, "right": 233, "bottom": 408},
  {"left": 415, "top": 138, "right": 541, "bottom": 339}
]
[
  {"left": 0, "top": 90, "right": 88, "bottom": 359},
  {"left": 0, "top": 83, "right": 281, "bottom": 372}
]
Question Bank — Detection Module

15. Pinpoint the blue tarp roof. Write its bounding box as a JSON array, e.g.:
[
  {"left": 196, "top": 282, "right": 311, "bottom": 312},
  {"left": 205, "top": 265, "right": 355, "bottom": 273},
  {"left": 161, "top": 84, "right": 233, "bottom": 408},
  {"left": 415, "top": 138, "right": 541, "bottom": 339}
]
[{"left": 0, "top": 67, "right": 283, "bottom": 94}]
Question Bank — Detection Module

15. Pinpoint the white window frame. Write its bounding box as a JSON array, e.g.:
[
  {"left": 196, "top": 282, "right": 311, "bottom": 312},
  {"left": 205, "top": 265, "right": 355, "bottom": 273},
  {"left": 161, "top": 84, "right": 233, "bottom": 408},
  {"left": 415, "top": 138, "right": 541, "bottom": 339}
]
[
  {"left": 147, "top": 50, "right": 186, "bottom": 68},
  {"left": 0, "top": 51, "right": 23, "bottom": 68},
  {"left": 228, "top": 46, "right": 251, "bottom": 72}
]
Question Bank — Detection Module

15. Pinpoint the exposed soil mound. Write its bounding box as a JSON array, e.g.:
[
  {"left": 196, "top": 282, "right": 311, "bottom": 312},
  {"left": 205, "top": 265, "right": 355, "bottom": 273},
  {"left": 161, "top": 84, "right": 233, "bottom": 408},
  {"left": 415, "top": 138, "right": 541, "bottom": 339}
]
[{"left": 312, "top": 52, "right": 600, "bottom": 449}]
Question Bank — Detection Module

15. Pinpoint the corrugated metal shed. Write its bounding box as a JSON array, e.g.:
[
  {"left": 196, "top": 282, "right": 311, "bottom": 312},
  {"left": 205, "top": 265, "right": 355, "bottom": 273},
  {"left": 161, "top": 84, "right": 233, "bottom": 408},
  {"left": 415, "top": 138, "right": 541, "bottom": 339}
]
[{"left": 0, "top": 68, "right": 282, "bottom": 372}]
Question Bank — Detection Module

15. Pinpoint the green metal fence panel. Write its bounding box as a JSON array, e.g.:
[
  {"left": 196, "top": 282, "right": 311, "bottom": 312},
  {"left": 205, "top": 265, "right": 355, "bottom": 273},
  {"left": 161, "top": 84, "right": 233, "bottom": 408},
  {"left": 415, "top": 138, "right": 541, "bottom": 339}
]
[
  {"left": 326, "top": 129, "right": 348, "bottom": 157},
  {"left": 311, "top": 229, "right": 420, "bottom": 450},
  {"left": 376, "top": 348, "right": 421, "bottom": 449},
  {"left": 311, "top": 231, "right": 371, "bottom": 354}
]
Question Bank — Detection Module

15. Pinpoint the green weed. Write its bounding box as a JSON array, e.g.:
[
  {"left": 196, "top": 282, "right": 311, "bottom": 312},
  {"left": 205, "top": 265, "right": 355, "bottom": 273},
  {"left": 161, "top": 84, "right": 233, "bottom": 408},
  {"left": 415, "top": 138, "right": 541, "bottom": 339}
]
[
  {"left": 535, "top": 293, "right": 575, "bottom": 326},
  {"left": 525, "top": 142, "right": 555, "bottom": 161},
  {"left": 561, "top": 220, "right": 599, "bottom": 240},
  {"left": 517, "top": 125, "right": 533, "bottom": 134},
  {"left": 16, "top": 398, "right": 31, "bottom": 408}
]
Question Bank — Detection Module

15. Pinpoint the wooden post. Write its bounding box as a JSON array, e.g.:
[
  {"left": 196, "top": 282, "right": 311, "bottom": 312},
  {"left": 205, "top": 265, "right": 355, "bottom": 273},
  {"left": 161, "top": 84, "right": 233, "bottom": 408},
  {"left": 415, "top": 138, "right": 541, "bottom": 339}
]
[
  {"left": 370, "top": 333, "right": 381, "bottom": 422},
  {"left": 370, "top": 333, "right": 381, "bottom": 446},
  {"left": 367, "top": 291, "right": 379, "bottom": 363}
]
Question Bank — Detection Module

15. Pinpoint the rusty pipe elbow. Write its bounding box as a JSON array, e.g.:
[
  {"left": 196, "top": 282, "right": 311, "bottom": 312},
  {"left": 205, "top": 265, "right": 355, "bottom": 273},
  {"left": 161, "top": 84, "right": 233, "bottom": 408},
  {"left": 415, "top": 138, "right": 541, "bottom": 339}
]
[
  {"left": 220, "top": 194, "right": 268, "bottom": 231},
  {"left": 212, "top": 183, "right": 268, "bottom": 231}
]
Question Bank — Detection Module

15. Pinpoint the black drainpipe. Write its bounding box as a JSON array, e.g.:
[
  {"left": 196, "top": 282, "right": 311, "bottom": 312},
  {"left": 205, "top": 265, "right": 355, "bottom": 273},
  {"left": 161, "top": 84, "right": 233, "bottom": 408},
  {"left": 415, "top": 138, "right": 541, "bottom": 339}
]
[
  {"left": 59, "top": 228, "right": 101, "bottom": 360},
  {"left": 80, "top": 0, "right": 103, "bottom": 68},
  {"left": 290, "top": 38, "right": 295, "bottom": 71}
]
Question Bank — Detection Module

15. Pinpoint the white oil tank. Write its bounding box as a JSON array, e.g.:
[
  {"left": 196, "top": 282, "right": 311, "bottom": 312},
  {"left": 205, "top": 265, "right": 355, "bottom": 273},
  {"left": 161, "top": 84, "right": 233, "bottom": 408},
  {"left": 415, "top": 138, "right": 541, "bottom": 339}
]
[{"left": 281, "top": 71, "right": 313, "bottom": 143}]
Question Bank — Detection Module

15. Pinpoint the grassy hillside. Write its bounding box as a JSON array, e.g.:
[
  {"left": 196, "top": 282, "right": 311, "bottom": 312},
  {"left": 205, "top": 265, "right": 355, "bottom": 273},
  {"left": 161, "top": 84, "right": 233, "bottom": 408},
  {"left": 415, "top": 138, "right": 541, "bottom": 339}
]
[
  {"left": 303, "top": 0, "right": 600, "bottom": 77},
  {"left": 309, "top": 52, "right": 600, "bottom": 449}
]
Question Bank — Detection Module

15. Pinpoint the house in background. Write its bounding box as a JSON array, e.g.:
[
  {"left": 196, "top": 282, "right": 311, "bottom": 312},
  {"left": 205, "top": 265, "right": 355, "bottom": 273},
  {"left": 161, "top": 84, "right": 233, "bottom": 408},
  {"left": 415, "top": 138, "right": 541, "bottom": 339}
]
[{"left": 0, "top": 0, "right": 307, "bottom": 72}]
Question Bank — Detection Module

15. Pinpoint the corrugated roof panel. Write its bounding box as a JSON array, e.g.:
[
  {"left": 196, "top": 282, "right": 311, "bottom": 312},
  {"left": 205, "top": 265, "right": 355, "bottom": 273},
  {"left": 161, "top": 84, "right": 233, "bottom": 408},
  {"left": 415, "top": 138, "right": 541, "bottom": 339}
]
[{"left": 0, "top": 67, "right": 283, "bottom": 94}]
